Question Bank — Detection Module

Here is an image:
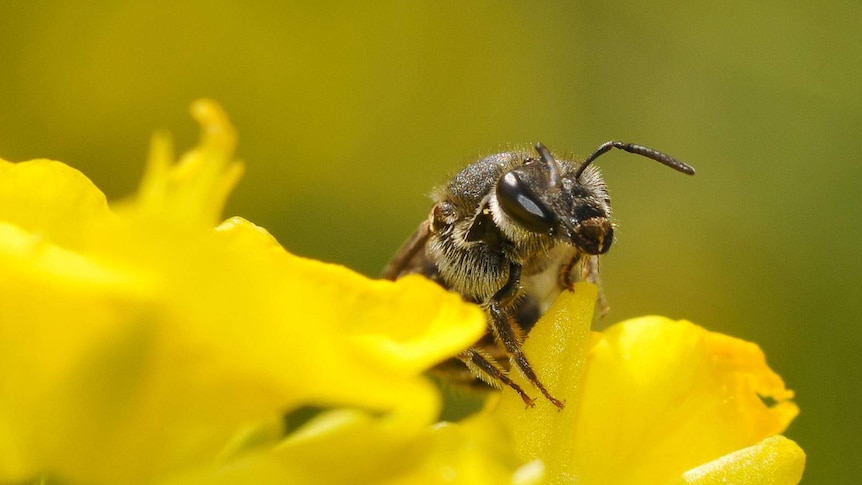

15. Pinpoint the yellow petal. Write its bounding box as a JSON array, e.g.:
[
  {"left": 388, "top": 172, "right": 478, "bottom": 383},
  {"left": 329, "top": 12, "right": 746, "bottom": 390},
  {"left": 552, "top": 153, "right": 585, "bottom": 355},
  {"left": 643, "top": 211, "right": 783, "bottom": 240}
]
[
  {"left": 0, "top": 158, "right": 112, "bottom": 247},
  {"left": 1, "top": 200, "right": 484, "bottom": 484},
  {"left": 127, "top": 99, "right": 244, "bottom": 226},
  {"left": 670, "top": 435, "right": 806, "bottom": 485},
  {"left": 209, "top": 216, "right": 487, "bottom": 409},
  {"left": 568, "top": 317, "right": 798, "bottom": 484},
  {"left": 164, "top": 409, "right": 542, "bottom": 485},
  {"left": 494, "top": 283, "right": 598, "bottom": 482},
  {"left": 494, "top": 290, "right": 800, "bottom": 485},
  {"left": 0, "top": 221, "right": 149, "bottom": 480},
  {"left": 384, "top": 414, "right": 544, "bottom": 485}
]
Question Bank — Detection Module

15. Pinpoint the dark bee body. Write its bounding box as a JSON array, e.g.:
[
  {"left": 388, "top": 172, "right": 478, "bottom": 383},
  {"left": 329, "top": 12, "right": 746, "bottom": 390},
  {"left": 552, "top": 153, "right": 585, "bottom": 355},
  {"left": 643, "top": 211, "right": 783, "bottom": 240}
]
[{"left": 383, "top": 142, "right": 693, "bottom": 408}]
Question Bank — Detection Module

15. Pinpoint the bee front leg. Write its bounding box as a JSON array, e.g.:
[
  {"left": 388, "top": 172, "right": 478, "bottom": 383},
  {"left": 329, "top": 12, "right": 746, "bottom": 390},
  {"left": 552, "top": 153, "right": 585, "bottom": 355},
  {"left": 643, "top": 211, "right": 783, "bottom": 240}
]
[
  {"left": 560, "top": 254, "right": 609, "bottom": 317},
  {"left": 489, "top": 263, "right": 565, "bottom": 410},
  {"left": 559, "top": 253, "right": 581, "bottom": 291}
]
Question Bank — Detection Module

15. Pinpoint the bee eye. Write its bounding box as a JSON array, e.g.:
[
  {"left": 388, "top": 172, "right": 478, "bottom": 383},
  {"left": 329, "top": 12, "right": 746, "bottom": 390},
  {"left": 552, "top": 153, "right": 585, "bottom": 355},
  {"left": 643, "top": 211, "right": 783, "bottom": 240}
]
[{"left": 496, "top": 171, "right": 556, "bottom": 233}]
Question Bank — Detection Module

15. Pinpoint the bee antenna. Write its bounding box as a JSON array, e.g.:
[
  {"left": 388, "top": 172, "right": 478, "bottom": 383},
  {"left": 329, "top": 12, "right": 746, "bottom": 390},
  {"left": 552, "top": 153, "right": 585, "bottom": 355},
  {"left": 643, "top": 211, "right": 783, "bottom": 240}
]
[
  {"left": 534, "top": 142, "right": 562, "bottom": 189},
  {"left": 574, "top": 141, "right": 696, "bottom": 179}
]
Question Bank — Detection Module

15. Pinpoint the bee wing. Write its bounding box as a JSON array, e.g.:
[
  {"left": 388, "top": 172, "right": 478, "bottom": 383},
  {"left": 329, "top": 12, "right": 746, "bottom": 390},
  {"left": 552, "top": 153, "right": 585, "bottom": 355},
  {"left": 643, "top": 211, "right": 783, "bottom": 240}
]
[{"left": 381, "top": 219, "right": 432, "bottom": 280}]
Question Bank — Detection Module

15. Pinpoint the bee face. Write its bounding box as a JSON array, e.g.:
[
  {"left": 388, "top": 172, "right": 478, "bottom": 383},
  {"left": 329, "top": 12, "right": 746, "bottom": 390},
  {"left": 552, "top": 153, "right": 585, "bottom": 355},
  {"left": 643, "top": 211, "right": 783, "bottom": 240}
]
[
  {"left": 491, "top": 151, "right": 614, "bottom": 257},
  {"left": 382, "top": 141, "right": 694, "bottom": 409}
]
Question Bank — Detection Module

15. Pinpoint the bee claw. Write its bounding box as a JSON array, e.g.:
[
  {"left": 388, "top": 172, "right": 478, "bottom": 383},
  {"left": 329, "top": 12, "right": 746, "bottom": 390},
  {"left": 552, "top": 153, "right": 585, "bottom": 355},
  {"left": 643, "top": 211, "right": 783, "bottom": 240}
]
[
  {"left": 549, "top": 397, "right": 566, "bottom": 411},
  {"left": 512, "top": 386, "right": 536, "bottom": 408}
]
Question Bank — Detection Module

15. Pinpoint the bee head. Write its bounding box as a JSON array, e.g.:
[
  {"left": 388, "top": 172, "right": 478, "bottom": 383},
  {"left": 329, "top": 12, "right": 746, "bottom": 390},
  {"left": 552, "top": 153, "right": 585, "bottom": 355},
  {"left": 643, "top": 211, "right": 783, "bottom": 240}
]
[
  {"left": 493, "top": 143, "right": 611, "bottom": 254},
  {"left": 494, "top": 142, "right": 694, "bottom": 255}
]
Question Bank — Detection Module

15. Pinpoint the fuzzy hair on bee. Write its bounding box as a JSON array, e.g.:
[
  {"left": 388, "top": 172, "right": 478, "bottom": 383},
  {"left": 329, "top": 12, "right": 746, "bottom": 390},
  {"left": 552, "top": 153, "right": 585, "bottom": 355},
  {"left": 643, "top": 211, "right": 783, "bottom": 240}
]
[{"left": 382, "top": 142, "right": 694, "bottom": 409}]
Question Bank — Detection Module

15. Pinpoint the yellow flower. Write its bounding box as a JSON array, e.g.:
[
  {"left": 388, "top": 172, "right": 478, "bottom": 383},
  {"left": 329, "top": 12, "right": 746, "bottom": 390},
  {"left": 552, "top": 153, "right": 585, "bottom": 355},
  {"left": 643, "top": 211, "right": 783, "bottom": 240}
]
[
  {"left": 0, "top": 100, "right": 805, "bottom": 484},
  {"left": 493, "top": 285, "right": 805, "bottom": 484},
  {"left": 0, "top": 100, "right": 487, "bottom": 484}
]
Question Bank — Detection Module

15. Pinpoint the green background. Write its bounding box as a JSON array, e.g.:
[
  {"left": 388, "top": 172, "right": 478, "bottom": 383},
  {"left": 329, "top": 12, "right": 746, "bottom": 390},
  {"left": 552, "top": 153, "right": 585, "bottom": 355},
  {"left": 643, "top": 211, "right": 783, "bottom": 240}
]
[{"left": 1, "top": 2, "right": 857, "bottom": 482}]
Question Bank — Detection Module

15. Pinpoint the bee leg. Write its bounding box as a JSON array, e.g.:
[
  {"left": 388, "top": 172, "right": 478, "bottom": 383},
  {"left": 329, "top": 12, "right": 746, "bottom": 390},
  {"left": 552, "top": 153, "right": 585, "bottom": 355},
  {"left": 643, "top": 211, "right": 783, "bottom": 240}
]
[
  {"left": 583, "top": 255, "right": 610, "bottom": 317},
  {"left": 560, "top": 254, "right": 609, "bottom": 317},
  {"left": 489, "top": 263, "right": 565, "bottom": 410},
  {"left": 559, "top": 253, "right": 582, "bottom": 291},
  {"left": 458, "top": 348, "right": 535, "bottom": 408}
]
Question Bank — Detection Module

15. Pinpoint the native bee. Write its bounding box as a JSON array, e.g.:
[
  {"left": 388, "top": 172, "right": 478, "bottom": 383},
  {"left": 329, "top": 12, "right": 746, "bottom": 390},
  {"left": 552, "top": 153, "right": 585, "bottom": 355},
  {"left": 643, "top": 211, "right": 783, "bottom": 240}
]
[{"left": 382, "top": 142, "right": 694, "bottom": 409}]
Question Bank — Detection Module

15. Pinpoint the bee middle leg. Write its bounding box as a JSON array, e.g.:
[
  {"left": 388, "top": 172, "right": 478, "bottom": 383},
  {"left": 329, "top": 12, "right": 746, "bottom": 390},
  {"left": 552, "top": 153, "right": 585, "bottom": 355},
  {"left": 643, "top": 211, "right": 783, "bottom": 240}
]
[{"left": 489, "top": 263, "right": 565, "bottom": 410}]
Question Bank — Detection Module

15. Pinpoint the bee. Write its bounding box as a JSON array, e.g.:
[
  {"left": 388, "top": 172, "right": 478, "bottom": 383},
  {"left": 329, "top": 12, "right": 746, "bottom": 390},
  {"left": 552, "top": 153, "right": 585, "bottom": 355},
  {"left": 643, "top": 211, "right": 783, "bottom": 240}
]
[{"left": 382, "top": 142, "right": 694, "bottom": 409}]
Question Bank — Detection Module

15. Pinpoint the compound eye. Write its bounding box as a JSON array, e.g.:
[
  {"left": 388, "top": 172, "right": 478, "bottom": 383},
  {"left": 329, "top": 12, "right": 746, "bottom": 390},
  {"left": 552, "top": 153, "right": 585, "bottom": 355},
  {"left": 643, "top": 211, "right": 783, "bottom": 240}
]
[{"left": 495, "top": 171, "right": 556, "bottom": 233}]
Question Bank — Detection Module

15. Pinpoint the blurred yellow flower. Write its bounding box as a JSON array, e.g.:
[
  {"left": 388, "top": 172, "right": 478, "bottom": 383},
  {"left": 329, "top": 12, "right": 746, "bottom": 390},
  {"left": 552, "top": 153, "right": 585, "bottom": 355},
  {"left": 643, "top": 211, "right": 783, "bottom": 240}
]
[
  {"left": 0, "top": 100, "right": 488, "bottom": 484},
  {"left": 0, "top": 100, "right": 805, "bottom": 485}
]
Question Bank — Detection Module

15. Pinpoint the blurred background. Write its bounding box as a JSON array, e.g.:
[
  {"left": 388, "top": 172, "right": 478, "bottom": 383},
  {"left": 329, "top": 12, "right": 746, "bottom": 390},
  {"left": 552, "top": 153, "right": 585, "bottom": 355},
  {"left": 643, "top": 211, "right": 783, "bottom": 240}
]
[{"left": 0, "top": 2, "right": 857, "bottom": 482}]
